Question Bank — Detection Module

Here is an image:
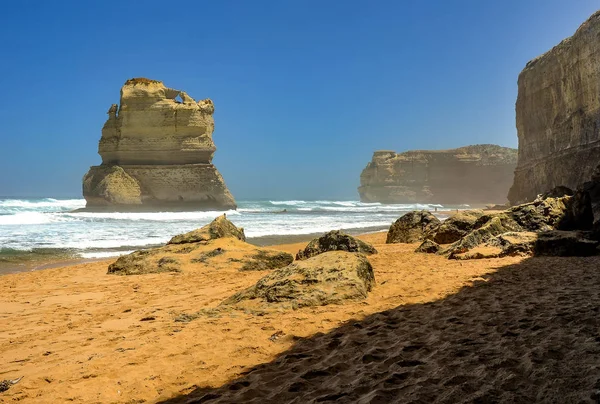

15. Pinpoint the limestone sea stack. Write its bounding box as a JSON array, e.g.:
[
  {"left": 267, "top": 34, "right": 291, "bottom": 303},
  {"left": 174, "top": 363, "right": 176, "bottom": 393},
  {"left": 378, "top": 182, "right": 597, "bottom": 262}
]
[
  {"left": 508, "top": 11, "right": 600, "bottom": 205},
  {"left": 359, "top": 144, "right": 517, "bottom": 204},
  {"left": 82, "top": 78, "right": 236, "bottom": 211}
]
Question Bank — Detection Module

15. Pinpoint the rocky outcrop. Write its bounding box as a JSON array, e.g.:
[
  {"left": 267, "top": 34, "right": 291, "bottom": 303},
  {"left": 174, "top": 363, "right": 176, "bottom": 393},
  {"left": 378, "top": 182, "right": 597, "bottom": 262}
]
[
  {"left": 168, "top": 214, "right": 245, "bottom": 244},
  {"left": 108, "top": 215, "right": 291, "bottom": 275},
  {"left": 221, "top": 252, "right": 375, "bottom": 310},
  {"left": 451, "top": 231, "right": 599, "bottom": 260},
  {"left": 508, "top": 11, "right": 600, "bottom": 208},
  {"left": 386, "top": 211, "right": 441, "bottom": 244},
  {"left": 415, "top": 239, "right": 441, "bottom": 254},
  {"left": 295, "top": 230, "right": 377, "bottom": 260},
  {"left": 83, "top": 78, "right": 236, "bottom": 211},
  {"left": 434, "top": 193, "right": 596, "bottom": 259},
  {"left": 433, "top": 210, "right": 484, "bottom": 244},
  {"left": 359, "top": 145, "right": 517, "bottom": 204}
]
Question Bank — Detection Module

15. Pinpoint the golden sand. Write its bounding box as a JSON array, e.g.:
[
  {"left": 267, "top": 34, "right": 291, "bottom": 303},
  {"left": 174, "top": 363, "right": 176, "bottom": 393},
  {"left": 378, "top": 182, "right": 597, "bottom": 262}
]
[{"left": 1, "top": 232, "right": 598, "bottom": 403}]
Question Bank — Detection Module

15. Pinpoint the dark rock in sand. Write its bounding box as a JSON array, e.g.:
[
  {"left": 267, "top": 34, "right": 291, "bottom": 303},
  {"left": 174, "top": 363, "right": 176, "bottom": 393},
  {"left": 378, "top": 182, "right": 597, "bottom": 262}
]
[
  {"left": 415, "top": 239, "right": 441, "bottom": 254},
  {"left": 168, "top": 214, "right": 245, "bottom": 245},
  {"left": 240, "top": 250, "right": 294, "bottom": 271},
  {"left": 443, "top": 214, "right": 522, "bottom": 258},
  {"left": 221, "top": 251, "right": 375, "bottom": 309},
  {"left": 509, "top": 193, "right": 593, "bottom": 231},
  {"left": 295, "top": 230, "right": 377, "bottom": 260},
  {"left": 108, "top": 251, "right": 181, "bottom": 275},
  {"left": 433, "top": 210, "right": 484, "bottom": 244},
  {"left": 386, "top": 210, "right": 441, "bottom": 244},
  {"left": 452, "top": 231, "right": 599, "bottom": 260}
]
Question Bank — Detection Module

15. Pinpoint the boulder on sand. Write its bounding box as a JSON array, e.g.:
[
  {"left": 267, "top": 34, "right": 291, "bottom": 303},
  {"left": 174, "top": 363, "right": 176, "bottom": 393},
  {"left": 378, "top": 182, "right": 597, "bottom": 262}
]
[
  {"left": 386, "top": 210, "right": 441, "bottom": 244},
  {"left": 108, "top": 251, "right": 181, "bottom": 275},
  {"left": 168, "top": 214, "right": 245, "bottom": 244},
  {"left": 451, "top": 231, "right": 599, "bottom": 260},
  {"left": 295, "top": 230, "right": 377, "bottom": 260},
  {"left": 441, "top": 193, "right": 597, "bottom": 259},
  {"left": 433, "top": 210, "right": 484, "bottom": 244},
  {"left": 221, "top": 252, "right": 375, "bottom": 310},
  {"left": 240, "top": 250, "right": 294, "bottom": 271},
  {"left": 415, "top": 239, "right": 441, "bottom": 254}
]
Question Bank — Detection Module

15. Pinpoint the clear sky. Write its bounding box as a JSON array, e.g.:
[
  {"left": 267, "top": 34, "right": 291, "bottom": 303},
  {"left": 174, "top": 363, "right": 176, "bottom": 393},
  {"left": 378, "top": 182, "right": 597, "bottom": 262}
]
[{"left": 0, "top": 1, "right": 597, "bottom": 200}]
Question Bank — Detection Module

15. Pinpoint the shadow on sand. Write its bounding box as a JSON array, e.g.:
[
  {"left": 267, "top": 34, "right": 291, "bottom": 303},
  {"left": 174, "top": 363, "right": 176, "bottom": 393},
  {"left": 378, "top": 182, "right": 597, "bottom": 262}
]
[{"left": 159, "top": 255, "right": 600, "bottom": 403}]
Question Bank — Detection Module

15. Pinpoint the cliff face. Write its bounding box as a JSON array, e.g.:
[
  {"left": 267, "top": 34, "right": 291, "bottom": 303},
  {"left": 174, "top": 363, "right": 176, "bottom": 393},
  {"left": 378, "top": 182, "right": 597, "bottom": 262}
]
[
  {"left": 508, "top": 11, "right": 600, "bottom": 205},
  {"left": 359, "top": 145, "right": 517, "bottom": 204},
  {"left": 83, "top": 78, "right": 236, "bottom": 210}
]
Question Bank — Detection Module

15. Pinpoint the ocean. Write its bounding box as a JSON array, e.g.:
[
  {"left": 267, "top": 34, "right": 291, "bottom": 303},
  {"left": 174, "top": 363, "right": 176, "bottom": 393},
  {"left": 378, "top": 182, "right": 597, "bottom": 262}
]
[{"left": 0, "top": 198, "right": 462, "bottom": 270}]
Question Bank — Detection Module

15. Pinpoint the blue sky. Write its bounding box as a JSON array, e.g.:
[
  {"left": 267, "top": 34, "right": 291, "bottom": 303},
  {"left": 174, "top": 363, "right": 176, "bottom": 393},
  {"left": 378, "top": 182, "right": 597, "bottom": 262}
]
[{"left": 0, "top": 0, "right": 597, "bottom": 199}]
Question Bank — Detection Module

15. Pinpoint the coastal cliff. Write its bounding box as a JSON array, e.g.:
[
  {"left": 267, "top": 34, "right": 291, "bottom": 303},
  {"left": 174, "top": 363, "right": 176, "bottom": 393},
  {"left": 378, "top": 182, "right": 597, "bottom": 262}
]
[
  {"left": 82, "top": 78, "right": 236, "bottom": 211},
  {"left": 359, "top": 145, "right": 517, "bottom": 204},
  {"left": 508, "top": 11, "right": 600, "bottom": 206}
]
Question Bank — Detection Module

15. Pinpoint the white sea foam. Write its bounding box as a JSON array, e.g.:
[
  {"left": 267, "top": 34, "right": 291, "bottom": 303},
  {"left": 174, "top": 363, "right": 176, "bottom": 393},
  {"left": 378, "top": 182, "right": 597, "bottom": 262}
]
[
  {"left": 0, "top": 198, "right": 461, "bottom": 261},
  {"left": 67, "top": 209, "right": 239, "bottom": 222},
  {"left": 0, "top": 212, "right": 55, "bottom": 225},
  {"left": 79, "top": 250, "right": 134, "bottom": 259}
]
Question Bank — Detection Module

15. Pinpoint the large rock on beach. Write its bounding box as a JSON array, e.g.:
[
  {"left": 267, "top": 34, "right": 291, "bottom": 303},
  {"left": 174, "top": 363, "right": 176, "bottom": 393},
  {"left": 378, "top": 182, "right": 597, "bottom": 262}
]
[
  {"left": 221, "top": 252, "right": 375, "bottom": 310},
  {"left": 107, "top": 215, "right": 295, "bottom": 275},
  {"left": 508, "top": 11, "right": 600, "bottom": 207},
  {"left": 108, "top": 251, "right": 181, "bottom": 275},
  {"left": 82, "top": 78, "right": 236, "bottom": 211},
  {"left": 168, "top": 214, "right": 245, "bottom": 244},
  {"left": 295, "top": 230, "right": 377, "bottom": 260},
  {"left": 415, "top": 239, "right": 441, "bottom": 254},
  {"left": 386, "top": 210, "right": 441, "bottom": 244},
  {"left": 359, "top": 144, "right": 517, "bottom": 204},
  {"left": 452, "top": 231, "right": 599, "bottom": 260},
  {"left": 433, "top": 210, "right": 484, "bottom": 244},
  {"left": 440, "top": 194, "right": 596, "bottom": 259}
]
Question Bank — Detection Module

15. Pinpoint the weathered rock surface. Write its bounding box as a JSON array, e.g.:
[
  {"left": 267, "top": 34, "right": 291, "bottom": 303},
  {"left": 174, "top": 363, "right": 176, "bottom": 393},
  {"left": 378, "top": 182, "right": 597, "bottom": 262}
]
[
  {"left": 221, "top": 252, "right": 375, "bottom": 309},
  {"left": 452, "top": 231, "right": 599, "bottom": 260},
  {"left": 107, "top": 215, "right": 291, "bottom": 275},
  {"left": 508, "top": 11, "right": 600, "bottom": 207},
  {"left": 415, "top": 239, "right": 441, "bottom": 254},
  {"left": 108, "top": 251, "right": 181, "bottom": 275},
  {"left": 386, "top": 211, "right": 441, "bottom": 244},
  {"left": 239, "top": 250, "right": 294, "bottom": 271},
  {"left": 168, "top": 214, "right": 245, "bottom": 244},
  {"left": 433, "top": 210, "right": 484, "bottom": 244},
  {"left": 438, "top": 194, "right": 596, "bottom": 259},
  {"left": 83, "top": 78, "right": 236, "bottom": 211},
  {"left": 295, "top": 230, "right": 377, "bottom": 260},
  {"left": 359, "top": 145, "right": 517, "bottom": 204}
]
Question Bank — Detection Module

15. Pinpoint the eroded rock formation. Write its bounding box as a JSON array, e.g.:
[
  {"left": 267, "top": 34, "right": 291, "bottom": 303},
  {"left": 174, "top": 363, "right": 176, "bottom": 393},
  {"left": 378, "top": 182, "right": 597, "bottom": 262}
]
[
  {"left": 83, "top": 78, "right": 236, "bottom": 211},
  {"left": 508, "top": 11, "right": 600, "bottom": 208},
  {"left": 359, "top": 145, "right": 517, "bottom": 204},
  {"left": 107, "top": 215, "right": 291, "bottom": 275}
]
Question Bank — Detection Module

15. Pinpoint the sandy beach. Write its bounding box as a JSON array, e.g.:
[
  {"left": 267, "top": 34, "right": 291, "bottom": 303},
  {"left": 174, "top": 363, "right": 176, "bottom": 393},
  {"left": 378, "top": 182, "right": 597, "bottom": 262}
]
[{"left": 2, "top": 231, "right": 598, "bottom": 403}]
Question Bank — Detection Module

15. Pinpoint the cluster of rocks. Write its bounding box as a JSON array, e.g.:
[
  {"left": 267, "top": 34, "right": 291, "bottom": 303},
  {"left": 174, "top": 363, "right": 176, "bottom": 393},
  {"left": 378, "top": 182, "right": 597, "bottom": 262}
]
[
  {"left": 386, "top": 186, "right": 600, "bottom": 259},
  {"left": 108, "top": 216, "right": 378, "bottom": 310}
]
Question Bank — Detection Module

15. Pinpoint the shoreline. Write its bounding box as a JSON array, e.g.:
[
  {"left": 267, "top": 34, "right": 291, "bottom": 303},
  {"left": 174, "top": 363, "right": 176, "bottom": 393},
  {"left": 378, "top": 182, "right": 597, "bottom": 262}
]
[{"left": 0, "top": 226, "right": 392, "bottom": 276}]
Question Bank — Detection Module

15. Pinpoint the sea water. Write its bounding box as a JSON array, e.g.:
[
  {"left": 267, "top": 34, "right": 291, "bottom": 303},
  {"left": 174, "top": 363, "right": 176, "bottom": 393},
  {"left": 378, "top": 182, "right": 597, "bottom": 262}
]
[{"left": 0, "top": 198, "right": 462, "bottom": 263}]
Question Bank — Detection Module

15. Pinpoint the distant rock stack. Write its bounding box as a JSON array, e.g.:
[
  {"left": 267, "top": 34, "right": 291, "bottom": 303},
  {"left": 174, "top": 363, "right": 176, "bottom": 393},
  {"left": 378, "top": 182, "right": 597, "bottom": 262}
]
[
  {"left": 508, "top": 11, "right": 600, "bottom": 206},
  {"left": 82, "top": 78, "right": 236, "bottom": 211},
  {"left": 358, "top": 144, "right": 517, "bottom": 204}
]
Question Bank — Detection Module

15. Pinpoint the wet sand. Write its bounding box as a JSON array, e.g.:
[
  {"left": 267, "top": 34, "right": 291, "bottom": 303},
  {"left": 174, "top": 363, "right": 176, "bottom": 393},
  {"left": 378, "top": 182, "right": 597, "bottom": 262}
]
[{"left": 1, "top": 232, "right": 598, "bottom": 403}]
